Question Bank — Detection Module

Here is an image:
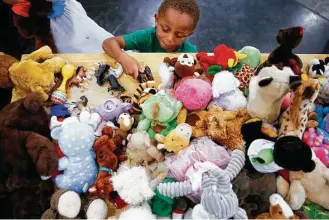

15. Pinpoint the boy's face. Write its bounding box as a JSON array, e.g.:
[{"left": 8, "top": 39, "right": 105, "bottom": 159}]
[{"left": 155, "top": 8, "right": 195, "bottom": 52}]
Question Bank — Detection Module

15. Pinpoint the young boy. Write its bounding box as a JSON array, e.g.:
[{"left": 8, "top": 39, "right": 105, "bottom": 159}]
[{"left": 102, "top": 0, "right": 200, "bottom": 78}]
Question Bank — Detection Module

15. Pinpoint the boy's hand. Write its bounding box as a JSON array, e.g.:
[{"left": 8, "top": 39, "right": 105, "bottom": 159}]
[{"left": 119, "top": 53, "right": 143, "bottom": 79}]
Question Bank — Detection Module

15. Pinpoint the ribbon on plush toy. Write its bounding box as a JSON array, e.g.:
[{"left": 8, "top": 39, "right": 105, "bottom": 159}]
[{"left": 11, "top": 0, "right": 31, "bottom": 17}]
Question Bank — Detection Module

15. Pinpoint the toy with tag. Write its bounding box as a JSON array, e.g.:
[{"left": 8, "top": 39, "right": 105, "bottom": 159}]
[
  {"left": 51, "top": 64, "right": 75, "bottom": 104},
  {"left": 155, "top": 123, "right": 192, "bottom": 154}
]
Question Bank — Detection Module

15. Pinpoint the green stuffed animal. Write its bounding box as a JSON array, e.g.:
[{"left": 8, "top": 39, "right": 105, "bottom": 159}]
[{"left": 137, "top": 90, "right": 183, "bottom": 140}]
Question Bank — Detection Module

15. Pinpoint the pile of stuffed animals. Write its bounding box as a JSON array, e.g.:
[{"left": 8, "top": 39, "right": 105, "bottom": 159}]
[{"left": 1, "top": 25, "right": 329, "bottom": 219}]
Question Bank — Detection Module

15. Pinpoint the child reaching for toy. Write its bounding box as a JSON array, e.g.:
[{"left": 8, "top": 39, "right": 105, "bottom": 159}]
[{"left": 102, "top": 0, "right": 200, "bottom": 78}]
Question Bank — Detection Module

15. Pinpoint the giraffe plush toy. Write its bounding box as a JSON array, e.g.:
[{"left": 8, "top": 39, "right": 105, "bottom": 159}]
[
  {"left": 274, "top": 78, "right": 320, "bottom": 172},
  {"left": 278, "top": 78, "right": 320, "bottom": 138}
]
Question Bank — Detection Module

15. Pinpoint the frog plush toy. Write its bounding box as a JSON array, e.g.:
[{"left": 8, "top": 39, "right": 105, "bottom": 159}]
[{"left": 137, "top": 90, "right": 184, "bottom": 140}]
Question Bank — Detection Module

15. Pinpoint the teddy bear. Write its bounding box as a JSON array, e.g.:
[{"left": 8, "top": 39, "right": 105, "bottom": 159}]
[
  {"left": 0, "top": 92, "right": 59, "bottom": 218},
  {"left": 42, "top": 190, "right": 108, "bottom": 219},
  {"left": 155, "top": 123, "right": 192, "bottom": 154},
  {"left": 50, "top": 111, "right": 101, "bottom": 193},
  {"left": 127, "top": 131, "right": 165, "bottom": 164},
  {"left": 277, "top": 157, "right": 329, "bottom": 210},
  {"left": 186, "top": 106, "right": 250, "bottom": 151},
  {"left": 0, "top": 46, "right": 66, "bottom": 102},
  {"left": 89, "top": 126, "right": 127, "bottom": 201}
]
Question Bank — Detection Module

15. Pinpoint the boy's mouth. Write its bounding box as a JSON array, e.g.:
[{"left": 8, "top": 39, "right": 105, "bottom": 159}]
[{"left": 160, "top": 41, "right": 175, "bottom": 51}]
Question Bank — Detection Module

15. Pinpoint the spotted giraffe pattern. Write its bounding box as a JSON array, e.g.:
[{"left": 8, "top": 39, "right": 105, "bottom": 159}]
[
  {"left": 279, "top": 79, "right": 320, "bottom": 139},
  {"left": 233, "top": 64, "right": 255, "bottom": 89}
]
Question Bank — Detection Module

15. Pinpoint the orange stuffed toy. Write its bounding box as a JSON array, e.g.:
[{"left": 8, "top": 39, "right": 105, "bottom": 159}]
[{"left": 88, "top": 127, "right": 127, "bottom": 201}]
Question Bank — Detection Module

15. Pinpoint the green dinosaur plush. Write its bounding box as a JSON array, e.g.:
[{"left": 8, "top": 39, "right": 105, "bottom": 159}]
[{"left": 137, "top": 90, "right": 183, "bottom": 140}]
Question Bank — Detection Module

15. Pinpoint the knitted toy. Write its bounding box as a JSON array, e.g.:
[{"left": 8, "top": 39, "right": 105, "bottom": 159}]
[
  {"left": 137, "top": 90, "right": 184, "bottom": 140},
  {"left": 191, "top": 150, "right": 248, "bottom": 219},
  {"left": 174, "top": 76, "right": 212, "bottom": 110},
  {"left": 256, "top": 194, "right": 300, "bottom": 219},
  {"left": 0, "top": 93, "right": 58, "bottom": 218},
  {"left": 42, "top": 190, "right": 108, "bottom": 219},
  {"left": 88, "top": 127, "right": 127, "bottom": 202},
  {"left": 127, "top": 131, "right": 164, "bottom": 164},
  {"left": 50, "top": 111, "right": 101, "bottom": 193},
  {"left": 0, "top": 46, "right": 66, "bottom": 102},
  {"left": 259, "top": 26, "right": 304, "bottom": 75},
  {"left": 274, "top": 78, "right": 319, "bottom": 172},
  {"left": 155, "top": 123, "right": 192, "bottom": 154},
  {"left": 277, "top": 157, "right": 329, "bottom": 210},
  {"left": 232, "top": 169, "right": 277, "bottom": 218},
  {"left": 303, "top": 128, "right": 329, "bottom": 167},
  {"left": 112, "top": 165, "right": 155, "bottom": 205},
  {"left": 247, "top": 65, "right": 301, "bottom": 124},
  {"left": 186, "top": 106, "right": 250, "bottom": 151},
  {"left": 120, "top": 81, "right": 158, "bottom": 114},
  {"left": 210, "top": 70, "right": 247, "bottom": 111}
]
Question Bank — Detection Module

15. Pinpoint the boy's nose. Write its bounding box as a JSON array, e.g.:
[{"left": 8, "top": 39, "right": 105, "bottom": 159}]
[{"left": 167, "top": 34, "right": 174, "bottom": 43}]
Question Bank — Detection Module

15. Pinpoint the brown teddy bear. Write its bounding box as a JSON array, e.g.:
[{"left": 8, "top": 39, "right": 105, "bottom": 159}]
[
  {"left": 0, "top": 46, "right": 66, "bottom": 102},
  {"left": 186, "top": 106, "right": 250, "bottom": 151},
  {"left": 42, "top": 190, "right": 108, "bottom": 219},
  {"left": 89, "top": 126, "right": 127, "bottom": 201},
  {"left": 0, "top": 92, "right": 58, "bottom": 218}
]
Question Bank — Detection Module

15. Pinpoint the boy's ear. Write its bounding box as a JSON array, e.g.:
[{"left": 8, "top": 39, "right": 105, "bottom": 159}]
[
  {"left": 188, "top": 31, "right": 194, "bottom": 37},
  {"left": 154, "top": 13, "right": 158, "bottom": 25}
]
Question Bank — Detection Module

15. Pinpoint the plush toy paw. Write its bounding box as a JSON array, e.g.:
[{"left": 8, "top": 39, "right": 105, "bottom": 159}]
[
  {"left": 286, "top": 180, "right": 306, "bottom": 210},
  {"left": 86, "top": 199, "right": 108, "bottom": 219},
  {"left": 58, "top": 191, "right": 81, "bottom": 218}
]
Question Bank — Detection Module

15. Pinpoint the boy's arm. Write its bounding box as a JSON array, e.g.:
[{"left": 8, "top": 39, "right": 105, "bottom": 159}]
[
  {"left": 102, "top": 36, "right": 142, "bottom": 77},
  {"left": 102, "top": 36, "right": 127, "bottom": 64}
]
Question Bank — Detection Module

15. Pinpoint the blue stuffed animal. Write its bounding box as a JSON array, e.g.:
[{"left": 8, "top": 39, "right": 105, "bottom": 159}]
[
  {"left": 50, "top": 111, "right": 101, "bottom": 193},
  {"left": 315, "top": 104, "right": 329, "bottom": 132}
]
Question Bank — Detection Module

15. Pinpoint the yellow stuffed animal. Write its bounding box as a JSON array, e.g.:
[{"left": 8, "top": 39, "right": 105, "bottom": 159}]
[
  {"left": 0, "top": 46, "right": 66, "bottom": 102},
  {"left": 155, "top": 123, "right": 192, "bottom": 154}
]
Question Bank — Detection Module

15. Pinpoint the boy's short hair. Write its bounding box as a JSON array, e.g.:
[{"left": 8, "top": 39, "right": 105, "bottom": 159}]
[{"left": 158, "top": 0, "right": 200, "bottom": 28}]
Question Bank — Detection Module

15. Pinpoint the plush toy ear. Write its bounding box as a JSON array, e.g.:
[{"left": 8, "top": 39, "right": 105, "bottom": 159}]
[
  {"left": 258, "top": 77, "right": 273, "bottom": 87},
  {"left": 0, "top": 54, "right": 17, "bottom": 88},
  {"left": 51, "top": 126, "right": 62, "bottom": 140}
]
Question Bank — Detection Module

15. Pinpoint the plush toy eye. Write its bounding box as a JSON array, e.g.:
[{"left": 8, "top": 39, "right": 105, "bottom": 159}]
[
  {"left": 188, "top": 62, "right": 191, "bottom": 65},
  {"left": 258, "top": 77, "right": 273, "bottom": 87}
]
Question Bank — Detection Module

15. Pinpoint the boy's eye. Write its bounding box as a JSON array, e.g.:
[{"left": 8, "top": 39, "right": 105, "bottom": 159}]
[{"left": 162, "top": 27, "right": 170, "bottom": 32}]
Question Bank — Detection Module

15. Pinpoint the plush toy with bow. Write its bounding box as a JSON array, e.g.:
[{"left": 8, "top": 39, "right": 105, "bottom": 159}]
[
  {"left": 50, "top": 111, "right": 101, "bottom": 193},
  {"left": 0, "top": 46, "right": 66, "bottom": 102},
  {"left": 258, "top": 26, "right": 304, "bottom": 75}
]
